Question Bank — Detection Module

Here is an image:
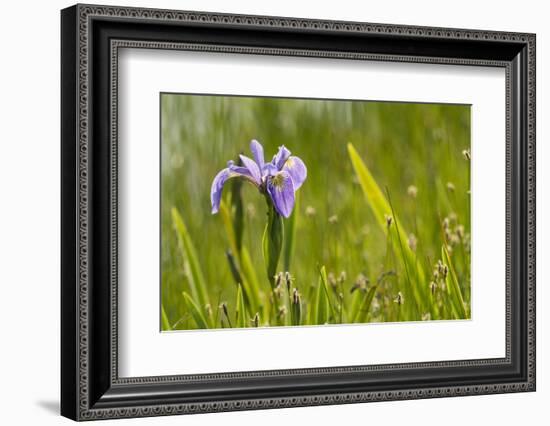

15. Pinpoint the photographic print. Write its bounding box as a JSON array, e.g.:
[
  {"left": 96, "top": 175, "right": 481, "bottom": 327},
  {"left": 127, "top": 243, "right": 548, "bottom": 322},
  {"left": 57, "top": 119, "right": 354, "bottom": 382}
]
[
  {"left": 161, "top": 94, "right": 471, "bottom": 331},
  {"left": 61, "top": 7, "right": 535, "bottom": 418}
]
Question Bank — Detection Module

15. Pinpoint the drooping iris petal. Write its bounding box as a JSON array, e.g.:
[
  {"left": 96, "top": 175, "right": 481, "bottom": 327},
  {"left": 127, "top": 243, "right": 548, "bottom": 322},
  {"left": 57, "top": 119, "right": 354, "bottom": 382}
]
[
  {"left": 250, "top": 139, "right": 265, "bottom": 169},
  {"left": 228, "top": 164, "right": 252, "bottom": 176},
  {"left": 239, "top": 154, "right": 262, "bottom": 185},
  {"left": 282, "top": 156, "right": 307, "bottom": 190},
  {"left": 266, "top": 170, "right": 295, "bottom": 218},
  {"left": 210, "top": 167, "right": 259, "bottom": 214},
  {"left": 272, "top": 145, "right": 291, "bottom": 170},
  {"left": 210, "top": 168, "right": 231, "bottom": 214},
  {"left": 227, "top": 162, "right": 259, "bottom": 184}
]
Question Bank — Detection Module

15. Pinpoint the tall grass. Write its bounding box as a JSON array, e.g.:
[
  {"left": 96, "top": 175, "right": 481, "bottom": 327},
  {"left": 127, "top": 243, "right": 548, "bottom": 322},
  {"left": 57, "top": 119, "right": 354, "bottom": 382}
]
[{"left": 161, "top": 95, "right": 471, "bottom": 330}]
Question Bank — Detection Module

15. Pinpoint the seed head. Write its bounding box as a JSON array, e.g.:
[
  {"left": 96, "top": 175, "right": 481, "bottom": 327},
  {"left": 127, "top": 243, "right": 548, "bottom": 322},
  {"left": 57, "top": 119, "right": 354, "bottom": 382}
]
[
  {"left": 407, "top": 185, "right": 418, "bottom": 198},
  {"left": 305, "top": 206, "right": 316, "bottom": 217},
  {"left": 422, "top": 313, "right": 432, "bottom": 321},
  {"left": 285, "top": 271, "right": 294, "bottom": 291},
  {"left": 394, "top": 292, "right": 404, "bottom": 306},
  {"left": 463, "top": 233, "right": 471, "bottom": 252},
  {"left": 462, "top": 148, "right": 471, "bottom": 161},
  {"left": 351, "top": 273, "right": 369, "bottom": 293},
  {"left": 277, "top": 306, "right": 287, "bottom": 318},
  {"left": 328, "top": 272, "right": 337, "bottom": 289},
  {"left": 273, "top": 285, "right": 283, "bottom": 299},
  {"left": 446, "top": 182, "right": 455, "bottom": 192},
  {"left": 384, "top": 214, "right": 393, "bottom": 228},
  {"left": 449, "top": 233, "right": 460, "bottom": 246},
  {"left": 251, "top": 312, "right": 260, "bottom": 327},
  {"left": 338, "top": 271, "right": 347, "bottom": 284},
  {"left": 328, "top": 214, "right": 338, "bottom": 224},
  {"left": 220, "top": 302, "right": 229, "bottom": 318},
  {"left": 408, "top": 233, "right": 417, "bottom": 251},
  {"left": 436, "top": 260, "right": 448, "bottom": 279},
  {"left": 292, "top": 288, "right": 301, "bottom": 305},
  {"left": 274, "top": 272, "right": 283, "bottom": 288},
  {"left": 429, "top": 281, "right": 437, "bottom": 295}
]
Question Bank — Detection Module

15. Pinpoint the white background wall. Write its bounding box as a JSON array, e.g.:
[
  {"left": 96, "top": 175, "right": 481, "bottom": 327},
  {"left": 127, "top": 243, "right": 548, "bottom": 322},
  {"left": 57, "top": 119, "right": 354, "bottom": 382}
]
[{"left": 0, "top": 0, "right": 547, "bottom": 424}]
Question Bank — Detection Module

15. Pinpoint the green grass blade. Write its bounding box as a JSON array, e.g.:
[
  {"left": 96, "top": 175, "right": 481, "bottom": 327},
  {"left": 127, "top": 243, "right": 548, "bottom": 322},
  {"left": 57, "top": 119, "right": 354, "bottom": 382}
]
[
  {"left": 182, "top": 292, "right": 209, "bottom": 329},
  {"left": 235, "top": 284, "right": 248, "bottom": 328},
  {"left": 347, "top": 143, "right": 392, "bottom": 231},
  {"left": 225, "top": 249, "right": 243, "bottom": 285},
  {"left": 386, "top": 189, "right": 423, "bottom": 319},
  {"left": 219, "top": 200, "right": 239, "bottom": 258},
  {"left": 442, "top": 245, "right": 468, "bottom": 319},
  {"left": 161, "top": 305, "right": 171, "bottom": 331},
  {"left": 311, "top": 266, "right": 331, "bottom": 324},
  {"left": 262, "top": 205, "right": 284, "bottom": 287},
  {"left": 219, "top": 200, "right": 263, "bottom": 315},
  {"left": 230, "top": 174, "right": 245, "bottom": 253},
  {"left": 171, "top": 208, "right": 211, "bottom": 324},
  {"left": 319, "top": 265, "right": 338, "bottom": 321},
  {"left": 353, "top": 286, "right": 378, "bottom": 323},
  {"left": 291, "top": 289, "right": 302, "bottom": 326},
  {"left": 283, "top": 191, "right": 298, "bottom": 272},
  {"left": 347, "top": 143, "right": 428, "bottom": 317},
  {"left": 240, "top": 247, "right": 263, "bottom": 312},
  {"left": 349, "top": 290, "right": 363, "bottom": 323}
]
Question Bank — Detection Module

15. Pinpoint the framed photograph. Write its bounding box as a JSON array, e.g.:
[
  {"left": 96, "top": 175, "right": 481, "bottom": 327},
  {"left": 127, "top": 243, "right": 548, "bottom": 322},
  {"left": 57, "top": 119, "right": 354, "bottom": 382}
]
[{"left": 61, "top": 4, "right": 536, "bottom": 421}]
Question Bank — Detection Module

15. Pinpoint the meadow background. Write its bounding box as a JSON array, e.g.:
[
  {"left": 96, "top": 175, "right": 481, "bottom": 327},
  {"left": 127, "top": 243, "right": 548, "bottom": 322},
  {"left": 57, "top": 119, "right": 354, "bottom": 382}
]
[{"left": 161, "top": 94, "right": 471, "bottom": 330}]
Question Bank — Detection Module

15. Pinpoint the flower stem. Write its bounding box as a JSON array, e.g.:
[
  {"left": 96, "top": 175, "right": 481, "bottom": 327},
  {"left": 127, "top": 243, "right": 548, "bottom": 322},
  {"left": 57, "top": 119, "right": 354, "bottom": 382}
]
[{"left": 262, "top": 203, "right": 284, "bottom": 289}]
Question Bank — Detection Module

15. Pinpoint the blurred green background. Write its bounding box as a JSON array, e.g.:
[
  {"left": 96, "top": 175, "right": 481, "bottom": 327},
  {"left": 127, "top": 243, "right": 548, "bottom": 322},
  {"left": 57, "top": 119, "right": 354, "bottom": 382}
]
[{"left": 161, "top": 94, "right": 471, "bottom": 330}]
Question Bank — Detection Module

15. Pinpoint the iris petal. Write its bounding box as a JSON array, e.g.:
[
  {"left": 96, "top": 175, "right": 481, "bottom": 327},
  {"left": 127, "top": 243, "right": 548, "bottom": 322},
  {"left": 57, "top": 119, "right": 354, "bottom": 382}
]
[
  {"left": 210, "top": 168, "right": 231, "bottom": 214},
  {"left": 272, "top": 145, "right": 291, "bottom": 170},
  {"left": 211, "top": 166, "right": 258, "bottom": 214},
  {"left": 239, "top": 154, "right": 262, "bottom": 185},
  {"left": 228, "top": 164, "right": 252, "bottom": 176},
  {"left": 262, "top": 162, "right": 278, "bottom": 178},
  {"left": 266, "top": 171, "right": 295, "bottom": 218},
  {"left": 283, "top": 156, "right": 307, "bottom": 190},
  {"left": 250, "top": 139, "right": 265, "bottom": 169}
]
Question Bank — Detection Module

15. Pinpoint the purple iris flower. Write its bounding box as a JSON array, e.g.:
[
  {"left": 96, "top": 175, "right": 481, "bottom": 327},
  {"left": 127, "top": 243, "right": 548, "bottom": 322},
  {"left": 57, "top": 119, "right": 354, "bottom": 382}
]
[{"left": 211, "top": 139, "right": 307, "bottom": 218}]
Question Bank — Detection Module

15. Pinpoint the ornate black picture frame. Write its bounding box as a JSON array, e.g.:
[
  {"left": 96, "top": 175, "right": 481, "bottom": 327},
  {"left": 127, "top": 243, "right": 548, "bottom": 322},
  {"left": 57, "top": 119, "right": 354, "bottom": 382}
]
[{"left": 61, "top": 3, "right": 536, "bottom": 421}]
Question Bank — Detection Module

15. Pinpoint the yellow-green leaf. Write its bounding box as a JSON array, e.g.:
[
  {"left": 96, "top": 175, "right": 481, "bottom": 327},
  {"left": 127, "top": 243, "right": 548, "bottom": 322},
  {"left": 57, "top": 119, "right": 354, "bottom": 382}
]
[
  {"left": 283, "top": 191, "right": 298, "bottom": 272},
  {"left": 182, "top": 292, "right": 209, "bottom": 329},
  {"left": 347, "top": 143, "right": 428, "bottom": 317},
  {"left": 161, "top": 305, "right": 171, "bottom": 331},
  {"left": 219, "top": 200, "right": 239, "bottom": 258},
  {"left": 312, "top": 266, "right": 330, "bottom": 325},
  {"left": 172, "top": 208, "right": 211, "bottom": 325},
  {"left": 442, "top": 245, "right": 468, "bottom": 319},
  {"left": 235, "top": 284, "right": 247, "bottom": 328},
  {"left": 240, "top": 246, "right": 263, "bottom": 313},
  {"left": 353, "top": 286, "right": 377, "bottom": 323}
]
